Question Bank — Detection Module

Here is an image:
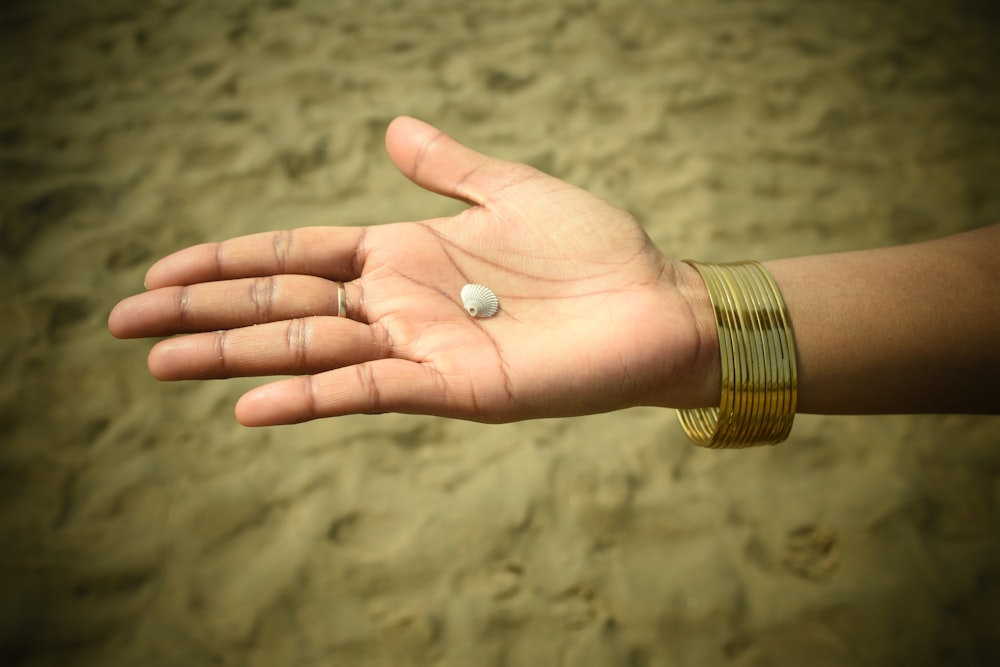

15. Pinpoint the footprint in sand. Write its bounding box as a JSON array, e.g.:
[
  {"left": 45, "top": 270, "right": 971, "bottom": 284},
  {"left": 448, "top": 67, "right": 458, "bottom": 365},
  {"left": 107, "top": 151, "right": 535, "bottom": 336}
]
[{"left": 780, "top": 524, "right": 840, "bottom": 583}]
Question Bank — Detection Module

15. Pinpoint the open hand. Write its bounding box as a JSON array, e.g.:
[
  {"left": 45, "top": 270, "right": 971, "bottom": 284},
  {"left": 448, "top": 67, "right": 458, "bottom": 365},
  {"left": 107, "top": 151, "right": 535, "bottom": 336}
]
[{"left": 109, "top": 117, "right": 715, "bottom": 425}]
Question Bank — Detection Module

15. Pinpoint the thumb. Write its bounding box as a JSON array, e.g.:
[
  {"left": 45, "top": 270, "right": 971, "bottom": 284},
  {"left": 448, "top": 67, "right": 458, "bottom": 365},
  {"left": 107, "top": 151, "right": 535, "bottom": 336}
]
[{"left": 384, "top": 116, "right": 528, "bottom": 207}]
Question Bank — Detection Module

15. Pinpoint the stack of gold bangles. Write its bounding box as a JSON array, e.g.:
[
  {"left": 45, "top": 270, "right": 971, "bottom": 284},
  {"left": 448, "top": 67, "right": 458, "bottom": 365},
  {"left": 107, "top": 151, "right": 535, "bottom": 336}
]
[{"left": 677, "top": 260, "right": 798, "bottom": 448}]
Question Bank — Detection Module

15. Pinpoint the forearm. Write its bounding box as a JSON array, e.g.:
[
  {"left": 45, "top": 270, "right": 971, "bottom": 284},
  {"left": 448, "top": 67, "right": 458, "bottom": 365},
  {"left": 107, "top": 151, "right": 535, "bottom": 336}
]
[{"left": 762, "top": 224, "right": 1000, "bottom": 414}]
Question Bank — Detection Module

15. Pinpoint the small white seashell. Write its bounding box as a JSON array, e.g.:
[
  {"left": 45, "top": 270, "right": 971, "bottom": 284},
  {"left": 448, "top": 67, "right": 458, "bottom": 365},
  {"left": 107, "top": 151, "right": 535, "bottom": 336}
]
[{"left": 460, "top": 283, "right": 500, "bottom": 318}]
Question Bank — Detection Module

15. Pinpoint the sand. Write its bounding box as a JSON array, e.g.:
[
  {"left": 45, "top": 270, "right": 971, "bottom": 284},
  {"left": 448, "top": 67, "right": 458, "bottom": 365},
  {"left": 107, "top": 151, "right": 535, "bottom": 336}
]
[{"left": 2, "top": 0, "right": 999, "bottom": 665}]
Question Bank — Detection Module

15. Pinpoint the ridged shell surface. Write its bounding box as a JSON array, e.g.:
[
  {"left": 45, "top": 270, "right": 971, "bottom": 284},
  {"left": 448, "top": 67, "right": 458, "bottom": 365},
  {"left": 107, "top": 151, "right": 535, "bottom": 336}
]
[{"left": 460, "top": 283, "right": 499, "bottom": 318}]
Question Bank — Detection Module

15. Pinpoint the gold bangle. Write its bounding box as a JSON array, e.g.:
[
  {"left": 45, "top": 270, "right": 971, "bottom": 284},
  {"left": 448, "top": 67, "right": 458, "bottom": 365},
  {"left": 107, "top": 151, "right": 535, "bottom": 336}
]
[{"left": 677, "top": 260, "right": 798, "bottom": 448}]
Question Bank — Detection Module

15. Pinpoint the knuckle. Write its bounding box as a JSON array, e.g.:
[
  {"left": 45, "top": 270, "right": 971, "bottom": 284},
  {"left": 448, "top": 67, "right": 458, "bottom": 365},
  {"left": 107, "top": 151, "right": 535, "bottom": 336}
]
[
  {"left": 214, "top": 330, "right": 229, "bottom": 374},
  {"left": 368, "top": 321, "right": 394, "bottom": 356},
  {"left": 285, "top": 317, "right": 312, "bottom": 365},
  {"left": 273, "top": 229, "right": 293, "bottom": 273},
  {"left": 304, "top": 375, "right": 321, "bottom": 420},
  {"left": 177, "top": 286, "right": 191, "bottom": 324},
  {"left": 354, "top": 363, "right": 382, "bottom": 412},
  {"left": 250, "top": 276, "right": 278, "bottom": 320}
]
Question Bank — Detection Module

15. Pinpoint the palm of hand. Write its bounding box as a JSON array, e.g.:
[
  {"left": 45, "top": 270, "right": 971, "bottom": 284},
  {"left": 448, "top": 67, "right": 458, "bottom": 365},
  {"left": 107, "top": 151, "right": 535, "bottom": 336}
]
[{"left": 359, "top": 180, "right": 693, "bottom": 422}]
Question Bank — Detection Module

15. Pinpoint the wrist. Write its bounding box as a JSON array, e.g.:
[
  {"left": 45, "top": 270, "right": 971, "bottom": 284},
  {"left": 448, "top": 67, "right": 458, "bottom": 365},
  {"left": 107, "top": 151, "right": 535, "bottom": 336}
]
[
  {"left": 672, "top": 260, "right": 721, "bottom": 408},
  {"left": 676, "top": 260, "right": 799, "bottom": 447}
]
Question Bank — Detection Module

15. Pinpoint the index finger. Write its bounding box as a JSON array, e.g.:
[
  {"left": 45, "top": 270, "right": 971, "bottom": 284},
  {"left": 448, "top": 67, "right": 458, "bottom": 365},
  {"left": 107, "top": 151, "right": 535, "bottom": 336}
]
[{"left": 144, "top": 226, "right": 366, "bottom": 289}]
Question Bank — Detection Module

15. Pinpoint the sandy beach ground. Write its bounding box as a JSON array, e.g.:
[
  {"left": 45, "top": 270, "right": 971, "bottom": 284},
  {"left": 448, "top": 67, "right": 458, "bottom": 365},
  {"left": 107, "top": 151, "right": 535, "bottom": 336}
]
[{"left": 2, "top": 0, "right": 999, "bottom": 665}]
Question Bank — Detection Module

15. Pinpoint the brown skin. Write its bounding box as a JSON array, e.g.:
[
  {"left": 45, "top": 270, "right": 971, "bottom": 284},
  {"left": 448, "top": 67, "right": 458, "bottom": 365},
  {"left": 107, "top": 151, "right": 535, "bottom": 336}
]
[
  {"left": 764, "top": 225, "right": 1000, "bottom": 414},
  {"left": 108, "top": 117, "right": 1000, "bottom": 426}
]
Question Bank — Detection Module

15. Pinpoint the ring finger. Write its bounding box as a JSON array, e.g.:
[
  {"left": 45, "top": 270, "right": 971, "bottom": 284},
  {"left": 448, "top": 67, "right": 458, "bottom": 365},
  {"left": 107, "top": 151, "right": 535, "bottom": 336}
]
[{"left": 110, "top": 275, "right": 358, "bottom": 338}]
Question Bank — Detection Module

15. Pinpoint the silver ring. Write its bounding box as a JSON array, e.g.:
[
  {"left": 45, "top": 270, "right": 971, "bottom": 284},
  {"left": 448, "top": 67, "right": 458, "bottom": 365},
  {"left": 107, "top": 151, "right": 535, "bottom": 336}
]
[{"left": 337, "top": 282, "right": 347, "bottom": 318}]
